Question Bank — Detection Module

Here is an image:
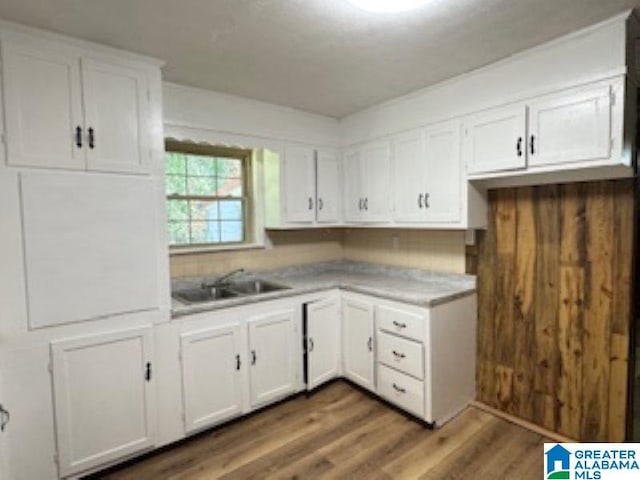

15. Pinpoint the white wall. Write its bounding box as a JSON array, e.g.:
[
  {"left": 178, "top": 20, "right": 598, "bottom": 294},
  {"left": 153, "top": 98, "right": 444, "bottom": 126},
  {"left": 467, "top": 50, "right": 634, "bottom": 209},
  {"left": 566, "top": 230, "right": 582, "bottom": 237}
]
[
  {"left": 163, "top": 82, "right": 341, "bottom": 149},
  {"left": 340, "top": 12, "right": 630, "bottom": 146}
]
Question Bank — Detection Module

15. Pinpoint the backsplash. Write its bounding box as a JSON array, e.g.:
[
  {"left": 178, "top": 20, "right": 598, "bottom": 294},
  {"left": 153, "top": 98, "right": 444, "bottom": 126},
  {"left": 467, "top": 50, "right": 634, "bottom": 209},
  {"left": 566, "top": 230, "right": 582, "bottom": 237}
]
[{"left": 170, "top": 228, "right": 466, "bottom": 278}]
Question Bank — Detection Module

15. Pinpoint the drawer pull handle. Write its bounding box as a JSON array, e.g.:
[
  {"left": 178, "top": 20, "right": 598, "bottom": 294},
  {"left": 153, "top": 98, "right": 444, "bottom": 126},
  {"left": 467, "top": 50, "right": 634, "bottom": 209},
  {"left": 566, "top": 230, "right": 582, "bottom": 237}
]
[
  {"left": 392, "top": 350, "right": 406, "bottom": 359},
  {"left": 392, "top": 384, "right": 406, "bottom": 394},
  {"left": 392, "top": 321, "right": 407, "bottom": 329}
]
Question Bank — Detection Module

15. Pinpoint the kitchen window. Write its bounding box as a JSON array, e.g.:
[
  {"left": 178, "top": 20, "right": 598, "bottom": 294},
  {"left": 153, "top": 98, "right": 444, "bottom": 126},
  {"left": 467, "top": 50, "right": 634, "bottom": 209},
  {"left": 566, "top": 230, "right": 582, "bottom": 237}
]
[{"left": 165, "top": 142, "right": 253, "bottom": 248}]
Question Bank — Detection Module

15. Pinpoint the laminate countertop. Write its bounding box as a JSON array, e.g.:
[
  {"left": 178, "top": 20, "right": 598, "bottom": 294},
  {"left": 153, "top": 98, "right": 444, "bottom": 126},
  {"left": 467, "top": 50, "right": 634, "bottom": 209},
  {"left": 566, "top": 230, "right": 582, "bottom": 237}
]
[{"left": 171, "top": 261, "right": 476, "bottom": 318}]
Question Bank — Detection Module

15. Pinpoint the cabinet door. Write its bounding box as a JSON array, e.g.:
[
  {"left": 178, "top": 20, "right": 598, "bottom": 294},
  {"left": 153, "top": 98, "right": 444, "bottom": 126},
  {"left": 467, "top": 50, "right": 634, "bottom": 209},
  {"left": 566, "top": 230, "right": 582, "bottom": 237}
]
[
  {"left": 361, "top": 141, "right": 392, "bottom": 222},
  {"left": 342, "top": 298, "right": 375, "bottom": 391},
  {"left": 392, "top": 129, "right": 427, "bottom": 223},
  {"left": 528, "top": 84, "right": 612, "bottom": 167},
  {"left": 423, "top": 120, "right": 462, "bottom": 222},
  {"left": 181, "top": 325, "right": 243, "bottom": 434},
  {"left": 82, "top": 58, "right": 150, "bottom": 174},
  {"left": 3, "top": 39, "right": 84, "bottom": 169},
  {"left": 342, "top": 148, "right": 363, "bottom": 222},
  {"left": 316, "top": 149, "right": 341, "bottom": 224},
  {"left": 306, "top": 298, "right": 341, "bottom": 390},
  {"left": 464, "top": 104, "right": 527, "bottom": 174},
  {"left": 248, "top": 309, "right": 297, "bottom": 407},
  {"left": 51, "top": 326, "right": 156, "bottom": 478},
  {"left": 283, "top": 145, "right": 316, "bottom": 223}
]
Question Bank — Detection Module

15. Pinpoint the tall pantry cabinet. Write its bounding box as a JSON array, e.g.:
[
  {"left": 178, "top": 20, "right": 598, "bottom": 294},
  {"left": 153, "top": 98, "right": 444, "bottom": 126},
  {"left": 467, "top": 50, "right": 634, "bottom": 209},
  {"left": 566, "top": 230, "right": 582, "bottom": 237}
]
[{"left": 0, "top": 25, "right": 169, "bottom": 480}]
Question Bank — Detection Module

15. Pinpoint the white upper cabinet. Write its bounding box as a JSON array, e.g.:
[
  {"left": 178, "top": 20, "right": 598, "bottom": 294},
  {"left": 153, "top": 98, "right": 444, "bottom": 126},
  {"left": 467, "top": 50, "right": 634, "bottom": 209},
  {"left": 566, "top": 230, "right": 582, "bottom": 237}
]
[
  {"left": 248, "top": 309, "right": 298, "bottom": 407},
  {"left": 82, "top": 58, "right": 150, "bottom": 173},
  {"left": 180, "top": 324, "right": 243, "bottom": 434},
  {"left": 2, "top": 33, "right": 155, "bottom": 174},
  {"left": 306, "top": 297, "right": 341, "bottom": 390},
  {"left": 392, "top": 121, "right": 462, "bottom": 224},
  {"left": 264, "top": 146, "right": 342, "bottom": 227},
  {"left": 316, "top": 149, "right": 341, "bottom": 223},
  {"left": 527, "top": 84, "right": 612, "bottom": 167},
  {"left": 3, "top": 39, "right": 85, "bottom": 170},
  {"left": 423, "top": 120, "right": 462, "bottom": 223},
  {"left": 283, "top": 145, "right": 316, "bottom": 223},
  {"left": 392, "top": 129, "right": 426, "bottom": 223},
  {"left": 51, "top": 326, "right": 156, "bottom": 478},
  {"left": 463, "top": 103, "right": 527, "bottom": 174},
  {"left": 342, "top": 147, "right": 363, "bottom": 222},
  {"left": 343, "top": 140, "right": 391, "bottom": 224}
]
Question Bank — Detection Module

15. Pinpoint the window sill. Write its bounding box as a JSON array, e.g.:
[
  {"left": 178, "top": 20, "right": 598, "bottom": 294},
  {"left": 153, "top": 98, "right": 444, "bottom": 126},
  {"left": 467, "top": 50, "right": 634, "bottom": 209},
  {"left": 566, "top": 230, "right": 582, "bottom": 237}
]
[{"left": 169, "top": 242, "right": 265, "bottom": 256}]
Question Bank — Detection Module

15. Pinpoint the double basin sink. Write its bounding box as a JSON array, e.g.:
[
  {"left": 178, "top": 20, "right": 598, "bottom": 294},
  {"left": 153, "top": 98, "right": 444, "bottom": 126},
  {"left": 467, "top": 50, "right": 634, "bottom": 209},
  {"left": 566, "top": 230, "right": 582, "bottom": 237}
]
[{"left": 173, "top": 279, "right": 289, "bottom": 304}]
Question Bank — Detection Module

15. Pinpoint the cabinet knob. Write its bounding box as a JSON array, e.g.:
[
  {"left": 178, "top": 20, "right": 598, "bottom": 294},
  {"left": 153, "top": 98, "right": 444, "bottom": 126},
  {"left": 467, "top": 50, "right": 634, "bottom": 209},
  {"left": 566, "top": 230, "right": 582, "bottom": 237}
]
[
  {"left": 364, "top": 198, "right": 368, "bottom": 211},
  {"left": 418, "top": 193, "right": 423, "bottom": 209},
  {"left": 424, "top": 193, "right": 430, "bottom": 209},
  {"left": 251, "top": 350, "right": 257, "bottom": 365},
  {"left": 367, "top": 337, "right": 373, "bottom": 352},
  {"left": 516, "top": 137, "right": 523, "bottom": 157},
  {"left": 358, "top": 199, "right": 363, "bottom": 211}
]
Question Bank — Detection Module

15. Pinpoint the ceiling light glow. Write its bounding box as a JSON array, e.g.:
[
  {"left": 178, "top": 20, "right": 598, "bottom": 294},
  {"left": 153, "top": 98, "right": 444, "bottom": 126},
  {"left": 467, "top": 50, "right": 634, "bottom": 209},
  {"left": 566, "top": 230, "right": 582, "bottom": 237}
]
[{"left": 347, "top": 0, "right": 431, "bottom": 13}]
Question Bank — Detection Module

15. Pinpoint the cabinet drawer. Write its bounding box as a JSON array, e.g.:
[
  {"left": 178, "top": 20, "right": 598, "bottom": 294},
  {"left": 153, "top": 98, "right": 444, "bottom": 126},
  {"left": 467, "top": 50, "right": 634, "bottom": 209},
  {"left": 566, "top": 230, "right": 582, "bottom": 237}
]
[
  {"left": 378, "top": 364, "right": 424, "bottom": 418},
  {"left": 377, "top": 331, "right": 423, "bottom": 379},
  {"left": 377, "top": 305, "right": 425, "bottom": 342}
]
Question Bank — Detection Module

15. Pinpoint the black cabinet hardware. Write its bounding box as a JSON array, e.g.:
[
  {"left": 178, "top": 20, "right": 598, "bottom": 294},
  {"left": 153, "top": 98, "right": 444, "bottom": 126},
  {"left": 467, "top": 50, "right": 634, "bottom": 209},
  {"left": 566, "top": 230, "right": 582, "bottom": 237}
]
[
  {"left": 0, "top": 403, "right": 9, "bottom": 432},
  {"left": 517, "top": 137, "right": 522, "bottom": 157},
  {"left": 367, "top": 337, "right": 373, "bottom": 352},
  {"left": 424, "top": 193, "right": 430, "bottom": 209},
  {"left": 530, "top": 135, "right": 535, "bottom": 155},
  {"left": 145, "top": 362, "right": 152, "bottom": 382},
  {"left": 392, "top": 350, "right": 406, "bottom": 359},
  {"left": 358, "top": 199, "right": 363, "bottom": 211},
  {"left": 308, "top": 338, "right": 314, "bottom": 352},
  {"left": 392, "top": 383, "right": 406, "bottom": 394},
  {"left": 251, "top": 350, "right": 257, "bottom": 365},
  {"left": 393, "top": 320, "right": 407, "bottom": 329},
  {"left": 236, "top": 354, "right": 241, "bottom": 371},
  {"left": 318, "top": 198, "right": 323, "bottom": 211},
  {"left": 308, "top": 197, "right": 313, "bottom": 210},
  {"left": 364, "top": 198, "right": 368, "bottom": 211},
  {"left": 88, "top": 127, "right": 95, "bottom": 149},
  {"left": 418, "top": 193, "right": 423, "bottom": 208},
  {"left": 75, "top": 126, "right": 83, "bottom": 148}
]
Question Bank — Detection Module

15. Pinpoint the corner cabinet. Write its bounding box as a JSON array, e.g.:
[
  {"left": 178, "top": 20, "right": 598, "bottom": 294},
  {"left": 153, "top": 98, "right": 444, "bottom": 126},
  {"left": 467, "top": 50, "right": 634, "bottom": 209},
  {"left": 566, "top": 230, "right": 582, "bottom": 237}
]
[
  {"left": 342, "top": 296, "right": 376, "bottom": 391},
  {"left": 264, "top": 145, "right": 342, "bottom": 227},
  {"left": 50, "top": 326, "right": 156, "bottom": 478},
  {"left": 2, "top": 32, "right": 155, "bottom": 174},
  {"left": 305, "top": 297, "right": 341, "bottom": 390}
]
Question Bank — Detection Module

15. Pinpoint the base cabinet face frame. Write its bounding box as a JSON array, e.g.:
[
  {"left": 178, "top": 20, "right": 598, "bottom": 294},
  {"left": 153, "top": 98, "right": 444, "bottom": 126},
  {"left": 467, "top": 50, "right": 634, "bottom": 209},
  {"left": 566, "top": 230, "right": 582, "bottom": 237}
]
[{"left": 50, "top": 326, "right": 156, "bottom": 478}]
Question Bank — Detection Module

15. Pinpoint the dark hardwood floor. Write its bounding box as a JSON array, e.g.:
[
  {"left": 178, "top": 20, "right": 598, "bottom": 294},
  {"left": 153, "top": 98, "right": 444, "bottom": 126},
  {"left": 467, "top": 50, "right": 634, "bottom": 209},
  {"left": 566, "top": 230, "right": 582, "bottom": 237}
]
[{"left": 97, "top": 381, "right": 549, "bottom": 479}]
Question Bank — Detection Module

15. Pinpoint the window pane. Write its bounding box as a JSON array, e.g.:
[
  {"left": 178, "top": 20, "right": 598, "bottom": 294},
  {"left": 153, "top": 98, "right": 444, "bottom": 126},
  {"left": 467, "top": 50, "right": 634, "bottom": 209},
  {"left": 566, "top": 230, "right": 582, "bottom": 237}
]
[
  {"left": 187, "top": 176, "right": 217, "bottom": 196},
  {"left": 216, "top": 177, "right": 243, "bottom": 197},
  {"left": 167, "top": 199, "right": 189, "bottom": 221},
  {"left": 191, "top": 221, "right": 220, "bottom": 243},
  {"left": 187, "top": 155, "right": 217, "bottom": 177},
  {"left": 218, "top": 200, "right": 243, "bottom": 220},
  {"left": 217, "top": 158, "right": 242, "bottom": 178},
  {"left": 166, "top": 152, "right": 186, "bottom": 175},
  {"left": 168, "top": 222, "right": 189, "bottom": 245},
  {"left": 166, "top": 174, "right": 187, "bottom": 196},
  {"left": 190, "top": 200, "right": 219, "bottom": 222},
  {"left": 220, "top": 221, "right": 243, "bottom": 242}
]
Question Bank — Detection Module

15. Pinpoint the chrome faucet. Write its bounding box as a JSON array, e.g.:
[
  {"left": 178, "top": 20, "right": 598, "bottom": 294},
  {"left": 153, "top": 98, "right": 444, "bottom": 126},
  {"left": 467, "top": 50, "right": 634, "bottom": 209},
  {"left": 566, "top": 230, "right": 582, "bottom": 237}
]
[{"left": 201, "top": 268, "right": 245, "bottom": 290}]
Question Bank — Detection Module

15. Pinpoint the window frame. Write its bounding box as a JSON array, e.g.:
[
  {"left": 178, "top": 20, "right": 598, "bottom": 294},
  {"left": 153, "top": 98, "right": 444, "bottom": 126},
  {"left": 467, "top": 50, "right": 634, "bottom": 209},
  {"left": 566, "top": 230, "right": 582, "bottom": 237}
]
[{"left": 165, "top": 141, "right": 254, "bottom": 251}]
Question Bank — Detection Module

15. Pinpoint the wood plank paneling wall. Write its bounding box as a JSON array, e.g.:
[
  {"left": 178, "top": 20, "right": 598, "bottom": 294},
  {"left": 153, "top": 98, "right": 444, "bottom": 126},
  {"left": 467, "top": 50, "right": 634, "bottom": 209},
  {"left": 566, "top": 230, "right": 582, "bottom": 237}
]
[{"left": 476, "top": 179, "right": 635, "bottom": 441}]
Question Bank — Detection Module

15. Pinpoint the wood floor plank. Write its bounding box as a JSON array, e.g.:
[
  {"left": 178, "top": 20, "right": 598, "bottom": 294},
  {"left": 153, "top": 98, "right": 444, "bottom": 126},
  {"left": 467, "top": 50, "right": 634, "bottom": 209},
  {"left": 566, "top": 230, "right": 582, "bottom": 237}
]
[{"left": 100, "top": 382, "right": 551, "bottom": 480}]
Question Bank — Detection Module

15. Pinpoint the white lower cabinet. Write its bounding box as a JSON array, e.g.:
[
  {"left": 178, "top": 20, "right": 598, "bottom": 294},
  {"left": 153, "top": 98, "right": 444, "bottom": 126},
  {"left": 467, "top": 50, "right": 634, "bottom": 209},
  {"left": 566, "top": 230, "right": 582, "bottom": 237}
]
[
  {"left": 248, "top": 309, "right": 298, "bottom": 407},
  {"left": 342, "top": 297, "right": 375, "bottom": 392},
  {"left": 378, "top": 364, "right": 425, "bottom": 418},
  {"left": 50, "top": 326, "right": 156, "bottom": 478},
  {"left": 305, "top": 297, "right": 341, "bottom": 390},
  {"left": 180, "top": 324, "right": 243, "bottom": 434}
]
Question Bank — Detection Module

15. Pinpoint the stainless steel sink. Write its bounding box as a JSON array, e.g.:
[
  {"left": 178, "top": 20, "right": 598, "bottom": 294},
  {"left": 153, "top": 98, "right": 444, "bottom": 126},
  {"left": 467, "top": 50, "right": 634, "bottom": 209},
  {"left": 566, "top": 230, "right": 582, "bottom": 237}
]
[
  {"left": 172, "top": 278, "right": 289, "bottom": 304},
  {"left": 227, "top": 279, "right": 289, "bottom": 295},
  {"left": 172, "top": 286, "right": 239, "bottom": 304}
]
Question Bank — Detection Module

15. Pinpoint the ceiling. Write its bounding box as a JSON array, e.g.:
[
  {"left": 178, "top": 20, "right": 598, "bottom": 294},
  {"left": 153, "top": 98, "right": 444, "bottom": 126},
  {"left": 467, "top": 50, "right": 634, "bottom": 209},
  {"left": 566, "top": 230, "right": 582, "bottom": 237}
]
[{"left": 0, "top": 0, "right": 637, "bottom": 118}]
